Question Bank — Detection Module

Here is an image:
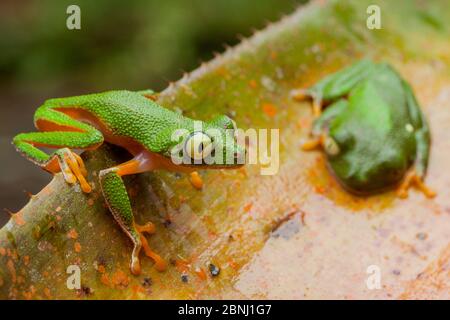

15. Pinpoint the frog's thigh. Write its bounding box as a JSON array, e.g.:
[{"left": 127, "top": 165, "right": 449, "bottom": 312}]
[{"left": 98, "top": 157, "right": 166, "bottom": 275}]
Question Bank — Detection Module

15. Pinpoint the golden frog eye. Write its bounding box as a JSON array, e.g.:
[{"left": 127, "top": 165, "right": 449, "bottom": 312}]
[
  {"left": 185, "top": 132, "right": 213, "bottom": 160},
  {"left": 323, "top": 136, "right": 340, "bottom": 156}
]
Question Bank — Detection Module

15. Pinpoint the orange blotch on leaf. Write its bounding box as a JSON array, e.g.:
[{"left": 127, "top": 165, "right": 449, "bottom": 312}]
[
  {"left": 67, "top": 228, "right": 78, "bottom": 239},
  {"left": 74, "top": 242, "right": 82, "bottom": 253},
  {"left": 7, "top": 259, "right": 16, "bottom": 283},
  {"left": 189, "top": 172, "right": 203, "bottom": 190},
  {"left": 100, "top": 273, "right": 111, "bottom": 287},
  {"left": 44, "top": 288, "right": 52, "bottom": 299},
  {"left": 262, "top": 103, "right": 277, "bottom": 117},
  {"left": 195, "top": 267, "right": 207, "bottom": 281},
  {"left": 111, "top": 270, "right": 129, "bottom": 289}
]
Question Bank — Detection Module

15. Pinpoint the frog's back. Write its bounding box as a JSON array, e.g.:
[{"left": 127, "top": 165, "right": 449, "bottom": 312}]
[
  {"left": 345, "top": 63, "right": 412, "bottom": 136},
  {"left": 47, "top": 90, "right": 186, "bottom": 151},
  {"left": 329, "top": 63, "right": 417, "bottom": 190}
]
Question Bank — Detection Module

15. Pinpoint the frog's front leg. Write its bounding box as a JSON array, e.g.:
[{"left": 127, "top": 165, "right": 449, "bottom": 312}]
[
  {"left": 291, "top": 88, "right": 323, "bottom": 117},
  {"left": 301, "top": 99, "right": 347, "bottom": 152},
  {"left": 291, "top": 59, "right": 374, "bottom": 118},
  {"left": 396, "top": 81, "right": 436, "bottom": 199},
  {"left": 99, "top": 156, "right": 167, "bottom": 275}
]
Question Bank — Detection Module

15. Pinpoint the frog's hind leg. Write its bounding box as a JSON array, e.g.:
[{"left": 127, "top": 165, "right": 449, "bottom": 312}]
[
  {"left": 396, "top": 81, "right": 435, "bottom": 199},
  {"left": 99, "top": 157, "right": 167, "bottom": 275},
  {"left": 12, "top": 106, "right": 104, "bottom": 193}
]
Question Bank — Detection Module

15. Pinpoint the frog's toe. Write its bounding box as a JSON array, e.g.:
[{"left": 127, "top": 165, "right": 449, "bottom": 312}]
[
  {"left": 65, "top": 153, "right": 92, "bottom": 193},
  {"left": 61, "top": 170, "right": 77, "bottom": 185},
  {"left": 415, "top": 177, "right": 436, "bottom": 198},
  {"left": 396, "top": 170, "right": 435, "bottom": 199},
  {"left": 301, "top": 134, "right": 324, "bottom": 151},
  {"left": 72, "top": 152, "right": 88, "bottom": 178},
  {"left": 140, "top": 234, "right": 166, "bottom": 272},
  {"left": 136, "top": 222, "right": 156, "bottom": 235}
]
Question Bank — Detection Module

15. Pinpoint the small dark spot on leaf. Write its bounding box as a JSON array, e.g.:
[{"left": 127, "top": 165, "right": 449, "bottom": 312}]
[
  {"left": 416, "top": 232, "right": 428, "bottom": 240},
  {"left": 142, "top": 277, "right": 152, "bottom": 287},
  {"left": 78, "top": 285, "right": 92, "bottom": 296},
  {"left": 181, "top": 274, "right": 189, "bottom": 283},
  {"left": 209, "top": 263, "right": 220, "bottom": 277},
  {"left": 392, "top": 269, "right": 401, "bottom": 276},
  {"left": 163, "top": 219, "right": 172, "bottom": 228}
]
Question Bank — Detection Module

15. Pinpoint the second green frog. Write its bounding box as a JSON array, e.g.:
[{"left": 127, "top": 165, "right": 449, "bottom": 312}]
[{"left": 292, "top": 59, "right": 435, "bottom": 198}]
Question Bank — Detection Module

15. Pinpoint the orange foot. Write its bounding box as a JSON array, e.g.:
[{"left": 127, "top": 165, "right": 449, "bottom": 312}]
[
  {"left": 64, "top": 151, "right": 91, "bottom": 193},
  {"left": 397, "top": 170, "right": 436, "bottom": 199},
  {"left": 301, "top": 134, "right": 324, "bottom": 151},
  {"left": 291, "top": 89, "right": 322, "bottom": 118},
  {"left": 131, "top": 222, "right": 167, "bottom": 274}
]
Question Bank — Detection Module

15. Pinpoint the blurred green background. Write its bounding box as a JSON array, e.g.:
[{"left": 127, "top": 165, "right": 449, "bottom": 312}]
[{"left": 0, "top": 0, "right": 304, "bottom": 226}]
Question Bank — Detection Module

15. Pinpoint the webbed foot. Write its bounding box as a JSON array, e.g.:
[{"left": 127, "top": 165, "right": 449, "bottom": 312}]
[
  {"left": 397, "top": 170, "right": 436, "bottom": 199},
  {"left": 57, "top": 148, "right": 91, "bottom": 193},
  {"left": 130, "top": 222, "right": 166, "bottom": 275}
]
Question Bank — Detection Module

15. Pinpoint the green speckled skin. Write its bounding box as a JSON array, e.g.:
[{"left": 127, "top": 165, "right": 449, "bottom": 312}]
[
  {"left": 12, "top": 89, "right": 244, "bottom": 274},
  {"left": 306, "top": 60, "right": 431, "bottom": 193}
]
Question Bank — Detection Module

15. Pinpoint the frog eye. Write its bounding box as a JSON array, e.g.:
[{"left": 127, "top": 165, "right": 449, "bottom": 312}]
[
  {"left": 323, "top": 136, "right": 340, "bottom": 156},
  {"left": 185, "top": 132, "right": 213, "bottom": 160}
]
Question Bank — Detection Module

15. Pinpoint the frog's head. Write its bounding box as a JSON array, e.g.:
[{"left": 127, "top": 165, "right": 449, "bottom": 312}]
[
  {"left": 164, "top": 115, "right": 246, "bottom": 169},
  {"left": 323, "top": 126, "right": 409, "bottom": 194}
]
